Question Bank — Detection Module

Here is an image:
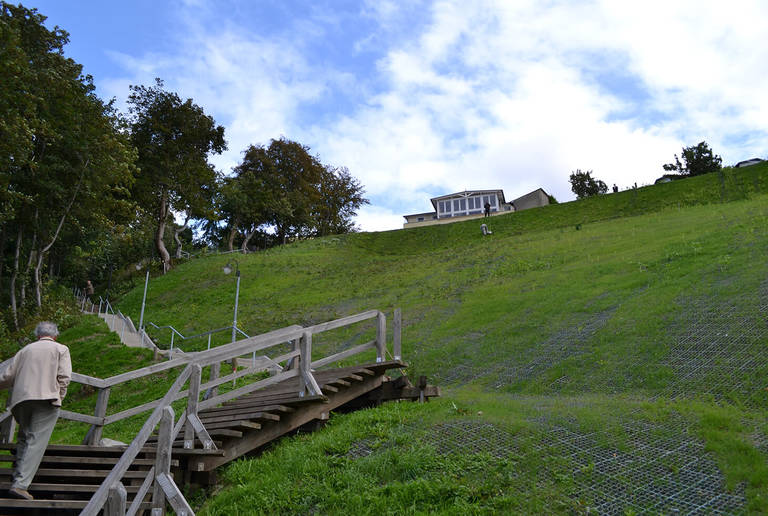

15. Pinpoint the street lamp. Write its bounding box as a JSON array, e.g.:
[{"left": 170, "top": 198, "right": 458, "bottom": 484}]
[
  {"left": 136, "top": 261, "right": 150, "bottom": 332},
  {"left": 222, "top": 259, "right": 241, "bottom": 344}
]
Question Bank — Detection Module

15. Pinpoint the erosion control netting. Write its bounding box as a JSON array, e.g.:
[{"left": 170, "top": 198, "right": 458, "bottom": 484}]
[
  {"left": 661, "top": 289, "right": 768, "bottom": 407},
  {"left": 403, "top": 417, "right": 746, "bottom": 515},
  {"left": 438, "top": 280, "right": 768, "bottom": 407},
  {"left": 436, "top": 308, "right": 617, "bottom": 388}
]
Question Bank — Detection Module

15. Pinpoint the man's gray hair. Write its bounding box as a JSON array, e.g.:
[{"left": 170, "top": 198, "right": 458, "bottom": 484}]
[{"left": 35, "top": 321, "right": 59, "bottom": 339}]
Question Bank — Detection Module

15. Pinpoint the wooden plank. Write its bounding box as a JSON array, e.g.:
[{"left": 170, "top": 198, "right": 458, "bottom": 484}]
[
  {"left": 208, "top": 429, "right": 242, "bottom": 438},
  {"left": 84, "top": 387, "right": 111, "bottom": 445},
  {"left": 304, "top": 310, "right": 378, "bottom": 334},
  {"left": 72, "top": 372, "right": 107, "bottom": 389},
  {"left": 310, "top": 340, "right": 376, "bottom": 369},
  {"left": 81, "top": 365, "right": 192, "bottom": 516},
  {"left": 0, "top": 481, "right": 143, "bottom": 493},
  {"left": 198, "top": 369, "right": 300, "bottom": 412},
  {"left": 126, "top": 466, "right": 154, "bottom": 516},
  {"left": 321, "top": 384, "right": 339, "bottom": 393},
  {"left": 327, "top": 379, "right": 351, "bottom": 387},
  {"left": 102, "top": 356, "right": 189, "bottom": 388},
  {"left": 0, "top": 443, "right": 157, "bottom": 454},
  {"left": 156, "top": 471, "right": 195, "bottom": 516},
  {"left": 192, "top": 325, "right": 304, "bottom": 368},
  {"left": 203, "top": 420, "right": 261, "bottom": 431},
  {"left": 186, "top": 413, "right": 216, "bottom": 450},
  {"left": 376, "top": 311, "right": 386, "bottom": 363},
  {"left": 152, "top": 406, "right": 174, "bottom": 512},
  {"left": 0, "top": 455, "right": 169, "bottom": 466},
  {"left": 200, "top": 403, "right": 294, "bottom": 414},
  {"left": 197, "top": 373, "right": 385, "bottom": 471},
  {"left": 0, "top": 468, "right": 150, "bottom": 479},
  {"left": 103, "top": 389, "right": 188, "bottom": 425},
  {"left": 184, "top": 364, "right": 202, "bottom": 449},
  {"left": 199, "top": 411, "right": 280, "bottom": 425},
  {"left": 106, "top": 482, "right": 127, "bottom": 516},
  {"left": 393, "top": 308, "right": 402, "bottom": 360},
  {"left": 59, "top": 409, "right": 104, "bottom": 426}
]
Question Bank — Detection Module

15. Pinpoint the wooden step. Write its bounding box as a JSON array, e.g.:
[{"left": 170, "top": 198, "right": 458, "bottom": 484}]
[
  {"left": 203, "top": 420, "right": 261, "bottom": 431},
  {"left": 0, "top": 497, "right": 152, "bottom": 510},
  {"left": 203, "top": 403, "right": 295, "bottom": 414},
  {"left": 199, "top": 411, "right": 280, "bottom": 425},
  {"left": 0, "top": 455, "right": 174, "bottom": 467},
  {"left": 0, "top": 481, "right": 142, "bottom": 494},
  {"left": 0, "top": 468, "right": 149, "bottom": 479}
]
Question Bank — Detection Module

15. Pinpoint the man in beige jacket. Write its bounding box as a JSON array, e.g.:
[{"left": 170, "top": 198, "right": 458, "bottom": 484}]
[{"left": 0, "top": 321, "right": 71, "bottom": 500}]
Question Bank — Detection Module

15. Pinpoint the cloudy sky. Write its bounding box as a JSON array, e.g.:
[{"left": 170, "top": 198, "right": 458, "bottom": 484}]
[{"left": 30, "top": 0, "right": 768, "bottom": 231}]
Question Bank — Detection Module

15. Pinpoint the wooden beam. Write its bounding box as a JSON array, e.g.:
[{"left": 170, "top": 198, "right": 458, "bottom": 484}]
[
  {"left": 83, "top": 387, "right": 111, "bottom": 445},
  {"left": 81, "top": 365, "right": 192, "bottom": 516},
  {"left": 376, "top": 312, "right": 386, "bottom": 363},
  {"left": 303, "top": 310, "right": 378, "bottom": 334},
  {"left": 393, "top": 308, "right": 402, "bottom": 360},
  {"left": 310, "top": 341, "right": 376, "bottom": 369},
  {"left": 152, "top": 406, "right": 174, "bottom": 513},
  {"left": 196, "top": 373, "right": 384, "bottom": 471},
  {"left": 105, "top": 482, "right": 127, "bottom": 516}
]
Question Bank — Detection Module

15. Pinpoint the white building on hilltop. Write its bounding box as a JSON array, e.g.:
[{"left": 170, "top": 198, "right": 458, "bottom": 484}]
[{"left": 403, "top": 188, "right": 550, "bottom": 228}]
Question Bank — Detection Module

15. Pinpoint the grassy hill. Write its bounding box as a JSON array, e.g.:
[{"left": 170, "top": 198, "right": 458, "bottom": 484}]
[{"left": 51, "top": 164, "right": 768, "bottom": 513}]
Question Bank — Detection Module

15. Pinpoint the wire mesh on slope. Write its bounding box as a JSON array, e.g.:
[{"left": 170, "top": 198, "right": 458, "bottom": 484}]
[
  {"left": 410, "top": 417, "right": 746, "bottom": 515},
  {"left": 662, "top": 289, "right": 768, "bottom": 407},
  {"left": 436, "top": 307, "right": 617, "bottom": 388}
]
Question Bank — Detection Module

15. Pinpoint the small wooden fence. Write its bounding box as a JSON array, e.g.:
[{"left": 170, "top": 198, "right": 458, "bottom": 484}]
[{"left": 0, "top": 308, "right": 403, "bottom": 515}]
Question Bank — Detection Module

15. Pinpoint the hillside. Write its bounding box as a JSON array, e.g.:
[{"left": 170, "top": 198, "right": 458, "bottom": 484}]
[{"left": 63, "top": 165, "right": 768, "bottom": 513}]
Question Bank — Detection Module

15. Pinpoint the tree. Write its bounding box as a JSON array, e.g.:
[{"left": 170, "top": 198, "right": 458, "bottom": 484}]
[
  {"left": 663, "top": 141, "right": 722, "bottom": 176},
  {"left": 1, "top": 2, "right": 137, "bottom": 328},
  {"left": 569, "top": 169, "right": 607, "bottom": 199},
  {"left": 128, "top": 79, "right": 226, "bottom": 272},
  {"left": 315, "top": 166, "right": 369, "bottom": 236},
  {"left": 222, "top": 138, "right": 369, "bottom": 248}
]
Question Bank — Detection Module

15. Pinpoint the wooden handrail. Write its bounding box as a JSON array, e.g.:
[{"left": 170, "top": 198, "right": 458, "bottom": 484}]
[{"left": 18, "top": 308, "right": 403, "bottom": 513}]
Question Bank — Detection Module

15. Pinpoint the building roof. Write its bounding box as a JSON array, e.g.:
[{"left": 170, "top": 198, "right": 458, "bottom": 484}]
[
  {"left": 735, "top": 158, "right": 764, "bottom": 168},
  {"left": 510, "top": 188, "right": 548, "bottom": 206}
]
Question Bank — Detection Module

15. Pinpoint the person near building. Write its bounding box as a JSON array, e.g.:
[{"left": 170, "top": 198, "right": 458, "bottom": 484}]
[
  {"left": 484, "top": 202, "right": 491, "bottom": 217},
  {"left": 0, "top": 321, "right": 71, "bottom": 500}
]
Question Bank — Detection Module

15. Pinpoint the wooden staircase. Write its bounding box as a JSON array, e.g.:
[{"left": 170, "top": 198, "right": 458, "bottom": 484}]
[{"left": 0, "top": 309, "right": 438, "bottom": 515}]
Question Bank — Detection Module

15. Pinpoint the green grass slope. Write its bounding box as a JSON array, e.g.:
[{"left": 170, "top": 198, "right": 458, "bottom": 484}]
[{"left": 66, "top": 165, "right": 768, "bottom": 513}]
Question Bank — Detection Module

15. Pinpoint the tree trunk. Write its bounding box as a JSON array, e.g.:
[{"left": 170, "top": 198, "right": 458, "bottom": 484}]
[
  {"left": 10, "top": 227, "right": 22, "bottom": 330},
  {"left": 0, "top": 225, "right": 6, "bottom": 295},
  {"left": 20, "top": 229, "right": 37, "bottom": 308},
  {"left": 226, "top": 223, "right": 238, "bottom": 252},
  {"left": 174, "top": 214, "right": 190, "bottom": 259},
  {"left": 34, "top": 168, "right": 85, "bottom": 308},
  {"left": 155, "top": 188, "right": 171, "bottom": 273},
  {"left": 241, "top": 229, "right": 256, "bottom": 254}
]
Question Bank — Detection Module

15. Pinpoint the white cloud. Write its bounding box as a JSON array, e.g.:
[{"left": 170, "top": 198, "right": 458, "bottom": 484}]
[{"left": 99, "top": 0, "right": 768, "bottom": 232}]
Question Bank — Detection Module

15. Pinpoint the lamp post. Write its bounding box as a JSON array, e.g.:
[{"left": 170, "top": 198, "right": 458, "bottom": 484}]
[
  {"left": 137, "top": 262, "right": 150, "bottom": 332},
  {"left": 223, "top": 259, "right": 241, "bottom": 344}
]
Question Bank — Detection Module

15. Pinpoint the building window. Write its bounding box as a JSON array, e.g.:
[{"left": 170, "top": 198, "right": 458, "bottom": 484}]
[{"left": 417, "top": 217, "right": 424, "bottom": 222}]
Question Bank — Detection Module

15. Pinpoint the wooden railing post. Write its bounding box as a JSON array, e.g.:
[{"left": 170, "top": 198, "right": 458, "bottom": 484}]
[
  {"left": 0, "top": 398, "right": 15, "bottom": 444},
  {"left": 376, "top": 311, "right": 386, "bottom": 363},
  {"left": 152, "top": 406, "right": 174, "bottom": 515},
  {"left": 105, "top": 482, "right": 126, "bottom": 516},
  {"left": 83, "top": 386, "right": 111, "bottom": 445},
  {"left": 204, "top": 362, "right": 220, "bottom": 400},
  {"left": 286, "top": 338, "right": 299, "bottom": 370},
  {"left": 393, "top": 308, "right": 402, "bottom": 361},
  {"left": 184, "top": 364, "right": 201, "bottom": 449},
  {"left": 298, "top": 331, "right": 321, "bottom": 396}
]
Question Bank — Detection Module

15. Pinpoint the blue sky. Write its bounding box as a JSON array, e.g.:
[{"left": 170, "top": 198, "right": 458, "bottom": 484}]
[{"left": 29, "top": 0, "right": 768, "bottom": 231}]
